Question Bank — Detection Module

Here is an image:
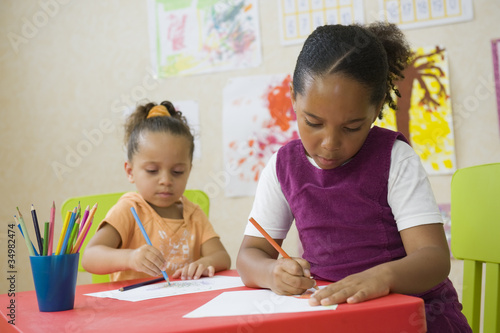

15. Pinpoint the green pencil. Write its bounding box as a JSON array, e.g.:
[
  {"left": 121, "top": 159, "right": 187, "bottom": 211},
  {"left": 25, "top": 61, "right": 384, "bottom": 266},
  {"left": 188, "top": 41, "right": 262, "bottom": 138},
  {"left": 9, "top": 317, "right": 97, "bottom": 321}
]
[
  {"left": 65, "top": 220, "right": 79, "bottom": 254},
  {"left": 16, "top": 208, "right": 36, "bottom": 256},
  {"left": 43, "top": 222, "right": 49, "bottom": 256}
]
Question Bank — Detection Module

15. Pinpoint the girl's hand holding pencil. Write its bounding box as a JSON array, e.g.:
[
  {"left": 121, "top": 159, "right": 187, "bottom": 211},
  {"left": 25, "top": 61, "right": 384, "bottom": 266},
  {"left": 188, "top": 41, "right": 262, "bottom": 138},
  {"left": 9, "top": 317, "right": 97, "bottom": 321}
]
[{"left": 248, "top": 217, "right": 318, "bottom": 295}]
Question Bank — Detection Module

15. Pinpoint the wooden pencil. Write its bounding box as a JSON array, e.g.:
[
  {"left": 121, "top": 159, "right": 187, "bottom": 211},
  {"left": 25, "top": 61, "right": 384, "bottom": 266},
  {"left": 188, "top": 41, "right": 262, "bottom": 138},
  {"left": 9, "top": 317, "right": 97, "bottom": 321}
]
[
  {"left": 59, "top": 208, "right": 77, "bottom": 255},
  {"left": 56, "top": 210, "right": 72, "bottom": 255},
  {"left": 71, "top": 203, "right": 98, "bottom": 254},
  {"left": 48, "top": 201, "right": 55, "bottom": 255},
  {"left": 130, "top": 207, "right": 170, "bottom": 285},
  {"left": 15, "top": 214, "right": 36, "bottom": 256},
  {"left": 65, "top": 218, "right": 80, "bottom": 254},
  {"left": 249, "top": 217, "right": 318, "bottom": 290},
  {"left": 78, "top": 205, "right": 90, "bottom": 235},
  {"left": 43, "top": 222, "right": 49, "bottom": 256},
  {"left": 119, "top": 277, "right": 165, "bottom": 292},
  {"left": 30, "top": 204, "right": 44, "bottom": 254}
]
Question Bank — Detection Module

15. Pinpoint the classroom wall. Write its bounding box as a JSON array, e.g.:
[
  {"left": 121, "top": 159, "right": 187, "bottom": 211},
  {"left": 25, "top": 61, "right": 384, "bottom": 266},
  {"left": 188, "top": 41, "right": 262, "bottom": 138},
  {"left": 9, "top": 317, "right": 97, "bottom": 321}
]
[{"left": 1, "top": 0, "right": 499, "bottom": 294}]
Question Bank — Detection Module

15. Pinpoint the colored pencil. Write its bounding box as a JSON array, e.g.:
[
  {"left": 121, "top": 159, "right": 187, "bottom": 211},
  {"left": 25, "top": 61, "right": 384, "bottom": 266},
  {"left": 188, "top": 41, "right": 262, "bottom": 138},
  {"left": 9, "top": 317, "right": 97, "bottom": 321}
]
[
  {"left": 43, "top": 222, "right": 49, "bottom": 256},
  {"left": 78, "top": 205, "right": 90, "bottom": 235},
  {"left": 56, "top": 210, "right": 72, "bottom": 255},
  {"left": 66, "top": 218, "right": 80, "bottom": 254},
  {"left": 76, "top": 202, "right": 81, "bottom": 221},
  {"left": 73, "top": 216, "right": 92, "bottom": 254},
  {"left": 130, "top": 207, "right": 170, "bottom": 285},
  {"left": 249, "top": 217, "right": 291, "bottom": 259},
  {"left": 60, "top": 208, "right": 77, "bottom": 255},
  {"left": 119, "top": 277, "right": 164, "bottom": 292},
  {"left": 30, "top": 204, "right": 44, "bottom": 254},
  {"left": 17, "top": 223, "right": 38, "bottom": 256},
  {"left": 71, "top": 203, "right": 98, "bottom": 254},
  {"left": 48, "top": 201, "right": 55, "bottom": 255},
  {"left": 249, "top": 217, "right": 318, "bottom": 290},
  {"left": 15, "top": 214, "right": 36, "bottom": 256}
]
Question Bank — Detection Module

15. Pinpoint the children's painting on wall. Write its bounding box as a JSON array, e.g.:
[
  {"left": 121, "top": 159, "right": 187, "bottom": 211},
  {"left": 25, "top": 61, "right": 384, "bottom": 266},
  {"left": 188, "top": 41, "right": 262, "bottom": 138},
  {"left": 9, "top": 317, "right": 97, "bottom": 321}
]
[
  {"left": 223, "top": 74, "right": 298, "bottom": 197},
  {"left": 148, "top": 0, "right": 261, "bottom": 78},
  {"left": 277, "top": 0, "right": 364, "bottom": 46},
  {"left": 378, "top": 0, "right": 474, "bottom": 30},
  {"left": 374, "top": 45, "right": 456, "bottom": 175},
  {"left": 492, "top": 38, "right": 500, "bottom": 134}
]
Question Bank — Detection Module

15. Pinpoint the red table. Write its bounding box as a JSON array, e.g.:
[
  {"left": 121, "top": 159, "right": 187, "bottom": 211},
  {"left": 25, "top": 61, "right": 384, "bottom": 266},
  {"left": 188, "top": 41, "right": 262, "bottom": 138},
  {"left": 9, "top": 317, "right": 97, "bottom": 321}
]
[{"left": 0, "top": 270, "right": 426, "bottom": 332}]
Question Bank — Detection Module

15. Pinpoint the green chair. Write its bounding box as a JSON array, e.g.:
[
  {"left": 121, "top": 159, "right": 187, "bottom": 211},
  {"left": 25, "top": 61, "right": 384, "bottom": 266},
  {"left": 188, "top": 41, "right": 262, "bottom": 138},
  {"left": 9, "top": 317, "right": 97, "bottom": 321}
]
[
  {"left": 61, "top": 190, "right": 210, "bottom": 284},
  {"left": 451, "top": 163, "right": 500, "bottom": 333}
]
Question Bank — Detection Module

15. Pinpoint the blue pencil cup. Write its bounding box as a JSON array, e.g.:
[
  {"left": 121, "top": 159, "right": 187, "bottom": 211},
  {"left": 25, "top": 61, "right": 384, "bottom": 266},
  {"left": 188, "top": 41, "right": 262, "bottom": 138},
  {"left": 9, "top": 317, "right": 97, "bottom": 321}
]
[{"left": 29, "top": 253, "right": 79, "bottom": 312}]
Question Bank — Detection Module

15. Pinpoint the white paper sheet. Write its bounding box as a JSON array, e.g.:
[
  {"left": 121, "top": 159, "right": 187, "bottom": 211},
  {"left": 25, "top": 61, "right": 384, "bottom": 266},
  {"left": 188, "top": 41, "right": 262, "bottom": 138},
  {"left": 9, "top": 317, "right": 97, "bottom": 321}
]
[
  {"left": 85, "top": 276, "right": 245, "bottom": 302},
  {"left": 183, "top": 289, "right": 337, "bottom": 318}
]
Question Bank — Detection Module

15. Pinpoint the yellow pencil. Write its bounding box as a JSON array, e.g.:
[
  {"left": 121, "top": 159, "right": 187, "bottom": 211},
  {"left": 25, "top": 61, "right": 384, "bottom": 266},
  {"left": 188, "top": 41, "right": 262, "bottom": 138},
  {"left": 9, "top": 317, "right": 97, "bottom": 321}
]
[{"left": 56, "top": 210, "right": 72, "bottom": 255}]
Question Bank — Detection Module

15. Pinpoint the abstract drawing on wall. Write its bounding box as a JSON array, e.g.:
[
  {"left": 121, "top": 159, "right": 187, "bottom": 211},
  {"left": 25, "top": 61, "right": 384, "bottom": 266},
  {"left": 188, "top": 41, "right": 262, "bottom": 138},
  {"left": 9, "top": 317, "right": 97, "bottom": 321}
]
[
  {"left": 148, "top": 0, "right": 261, "bottom": 78},
  {"left": 378, "top": 0, "right": 473, "bottom": 30},
  {"left": 277, "top": 0, "right": 364, "bottom": 46},
  {"left": 374, "top": 45, "right": 456, "bottom": 175},
  {"left": 492, "top": 38, "right": 500, "bottom": 135},
  {"left": 223, "top": 74, "right": 298, "bottom": 197}
]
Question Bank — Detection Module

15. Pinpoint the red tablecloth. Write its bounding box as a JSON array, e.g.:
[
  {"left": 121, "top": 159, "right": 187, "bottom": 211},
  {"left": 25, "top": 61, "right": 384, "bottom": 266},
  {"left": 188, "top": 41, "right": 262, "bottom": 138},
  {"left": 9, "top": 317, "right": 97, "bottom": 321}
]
[{"left": 0, "top": 270, "right": 426, "bottom": 332}]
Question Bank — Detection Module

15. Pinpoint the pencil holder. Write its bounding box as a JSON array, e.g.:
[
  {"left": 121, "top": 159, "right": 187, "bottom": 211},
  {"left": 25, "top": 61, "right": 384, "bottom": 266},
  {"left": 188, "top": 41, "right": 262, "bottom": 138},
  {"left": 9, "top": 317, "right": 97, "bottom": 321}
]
[{"left": 29, "top": 253, "right": 79, "bottom": 312}]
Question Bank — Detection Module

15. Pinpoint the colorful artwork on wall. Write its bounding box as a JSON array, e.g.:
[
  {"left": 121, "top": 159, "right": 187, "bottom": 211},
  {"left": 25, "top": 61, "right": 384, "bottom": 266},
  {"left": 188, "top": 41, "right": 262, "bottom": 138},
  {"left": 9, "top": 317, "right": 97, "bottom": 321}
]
[
  {"left": 277, "top": 0, "right": 364, "bottom": 46},
  {"left": 223, "top": 74, "right": 298, "bottom": 197},
  {"left": 148, "top": 0, "right": 261, "bottom": 77},
  {"left": 378, "top": 0, "right": 473, "bottom": 30},
  {"left": 492, "top": 38, "right": 500, "bottom": 135},
  {"left": 374, "top": 45, "right": 456, "bottom": 175}
]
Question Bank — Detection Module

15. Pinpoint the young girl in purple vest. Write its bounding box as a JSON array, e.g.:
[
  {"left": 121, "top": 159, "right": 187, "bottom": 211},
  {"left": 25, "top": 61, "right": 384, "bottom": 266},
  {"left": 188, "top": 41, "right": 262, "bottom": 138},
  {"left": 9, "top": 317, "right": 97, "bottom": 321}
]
[{"left": 236, "top": 23, "right": 471, "bottom": 332}]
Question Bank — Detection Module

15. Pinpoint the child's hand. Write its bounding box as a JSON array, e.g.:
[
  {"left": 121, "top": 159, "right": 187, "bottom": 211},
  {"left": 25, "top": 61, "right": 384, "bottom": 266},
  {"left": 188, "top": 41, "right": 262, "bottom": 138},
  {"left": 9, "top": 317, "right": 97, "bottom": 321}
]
[
  {"left": 128, "top": 244, "right": 167, "bottom": 277},
  {"left": 308, "top": 267, "right": 391, "bottom": 306},
  {"left": 269, "top": 257, "right": 316, "bottom": 296},
  {"left": 172, "top": 259, "right": 215, "bottom": 280}
]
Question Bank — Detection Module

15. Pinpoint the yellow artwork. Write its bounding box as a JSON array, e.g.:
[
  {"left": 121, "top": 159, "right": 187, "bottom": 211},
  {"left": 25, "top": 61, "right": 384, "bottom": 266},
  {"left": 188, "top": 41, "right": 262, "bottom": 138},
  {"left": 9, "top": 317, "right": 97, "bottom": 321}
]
[{"left": 374, "top": 45, "right": 456, "bottom": 175}]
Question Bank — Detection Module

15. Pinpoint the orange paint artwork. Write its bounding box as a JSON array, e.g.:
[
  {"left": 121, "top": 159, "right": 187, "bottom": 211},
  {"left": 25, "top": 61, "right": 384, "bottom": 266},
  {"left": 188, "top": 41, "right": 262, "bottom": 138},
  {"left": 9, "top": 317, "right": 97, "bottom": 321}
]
[{"left": 224, "top": 74, "right": 299, "bottom": 196}]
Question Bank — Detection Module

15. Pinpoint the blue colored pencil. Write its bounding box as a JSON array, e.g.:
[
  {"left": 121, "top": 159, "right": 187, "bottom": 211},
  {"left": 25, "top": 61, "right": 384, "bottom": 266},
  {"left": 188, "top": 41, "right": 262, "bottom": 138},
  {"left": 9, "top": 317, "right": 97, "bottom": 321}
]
[
  {"left": 15, "top": 220, "right": 37, "bottom": 256},
  {"left": 59, "top": 208, "right": 76, "bottom": 256},
  {"left": 130, "top": 207, "right": 170, "bottom": 285}
]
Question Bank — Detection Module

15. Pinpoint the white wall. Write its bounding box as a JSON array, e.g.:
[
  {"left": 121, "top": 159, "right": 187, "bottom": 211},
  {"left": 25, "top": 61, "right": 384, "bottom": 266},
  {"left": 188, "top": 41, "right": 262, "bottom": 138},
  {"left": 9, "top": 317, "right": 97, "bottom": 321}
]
[{"left": 1, "top": 0, "right": 499, "bottom": 293}]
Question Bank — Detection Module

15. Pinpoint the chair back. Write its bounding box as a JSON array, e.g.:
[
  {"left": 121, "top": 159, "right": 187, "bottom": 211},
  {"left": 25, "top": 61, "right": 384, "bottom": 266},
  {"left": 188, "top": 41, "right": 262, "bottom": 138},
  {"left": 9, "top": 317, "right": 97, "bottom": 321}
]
[
  {"left": 450, "top": 163, "right": 500, "bottom": 332},
  {"left": 61, "top": 190, "right": 210, "bottom": 283}
]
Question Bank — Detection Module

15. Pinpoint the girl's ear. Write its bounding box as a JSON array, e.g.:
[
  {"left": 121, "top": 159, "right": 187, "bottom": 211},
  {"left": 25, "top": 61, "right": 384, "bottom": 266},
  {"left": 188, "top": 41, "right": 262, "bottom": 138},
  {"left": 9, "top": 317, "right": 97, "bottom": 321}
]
[{"left": 124, "top": 161, "right": 135, "bottom": 184}]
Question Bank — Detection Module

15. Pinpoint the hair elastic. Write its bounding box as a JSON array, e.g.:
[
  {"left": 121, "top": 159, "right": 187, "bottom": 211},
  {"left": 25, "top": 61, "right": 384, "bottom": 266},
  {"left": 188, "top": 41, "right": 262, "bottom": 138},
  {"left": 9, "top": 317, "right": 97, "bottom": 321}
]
[{"left": 147, "top": 105, "right": 171, "bottom": 118}]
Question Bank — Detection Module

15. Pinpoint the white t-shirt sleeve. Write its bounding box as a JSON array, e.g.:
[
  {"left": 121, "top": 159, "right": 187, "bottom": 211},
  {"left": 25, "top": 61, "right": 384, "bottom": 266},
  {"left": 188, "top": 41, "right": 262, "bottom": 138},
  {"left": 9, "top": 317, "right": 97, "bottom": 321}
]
[
  {"left": 244, "top": 153, "right": 294, "bottom": 239},
  {"left": 244, "top": 140, "right": 443, "bottom": 238},
  {"left": 388, "top": 140, "right": 443, "bottom": 230}
]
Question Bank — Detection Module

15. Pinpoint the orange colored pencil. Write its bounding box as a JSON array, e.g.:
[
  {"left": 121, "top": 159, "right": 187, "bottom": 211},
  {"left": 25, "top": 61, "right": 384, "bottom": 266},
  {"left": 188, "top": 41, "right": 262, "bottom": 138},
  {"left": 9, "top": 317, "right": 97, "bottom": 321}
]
[
  {"left": 249, "top": 217, "right": 290, "bottom": 259},
  {"left": 249, "top": 217, "right": 318, "bottom": 290},
  {"left": 71, "top": 203, "right": 98, "bottom": 254}
]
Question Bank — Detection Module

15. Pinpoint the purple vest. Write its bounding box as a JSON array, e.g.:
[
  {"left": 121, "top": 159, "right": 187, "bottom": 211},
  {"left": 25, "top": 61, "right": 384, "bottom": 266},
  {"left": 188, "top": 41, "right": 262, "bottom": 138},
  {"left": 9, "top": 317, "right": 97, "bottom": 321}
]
[
  {"left": 276, "top": 126, "right": 407, "bottom": 281},
  {"left": 277, "top": 126, "right": 472, "bottom": 332}
]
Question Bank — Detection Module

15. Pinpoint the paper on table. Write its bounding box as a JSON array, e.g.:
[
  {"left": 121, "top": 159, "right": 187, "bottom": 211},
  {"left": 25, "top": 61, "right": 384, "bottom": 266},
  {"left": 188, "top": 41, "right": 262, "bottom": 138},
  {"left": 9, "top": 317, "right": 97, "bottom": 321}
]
[
  {"left": 85, "top": 276, "right": 245, "bottom": 302},
  {"left": 183, "top": 289, "right": 337, "bottom": 318}
]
